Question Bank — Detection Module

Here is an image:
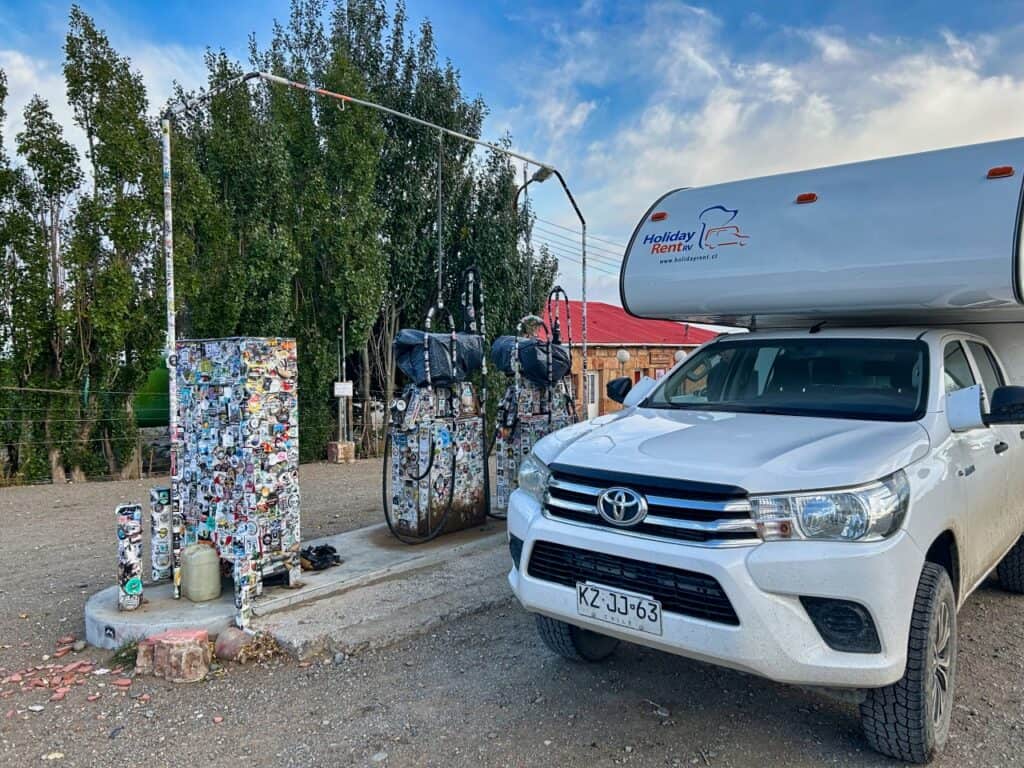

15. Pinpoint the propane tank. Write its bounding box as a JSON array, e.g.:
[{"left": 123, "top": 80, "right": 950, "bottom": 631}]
[{"left": 180, "top": 544, "right": 222, "bottom": 602}]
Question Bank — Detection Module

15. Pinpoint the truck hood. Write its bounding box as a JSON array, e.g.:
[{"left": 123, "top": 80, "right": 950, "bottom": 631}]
[{"left": 535, "top": 408, "right": 930, "bottom": 494}]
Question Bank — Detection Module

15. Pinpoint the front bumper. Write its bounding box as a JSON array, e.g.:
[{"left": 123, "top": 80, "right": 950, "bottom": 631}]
[{"left": 507, "top": 490, "right": 925, "bottom": 688}]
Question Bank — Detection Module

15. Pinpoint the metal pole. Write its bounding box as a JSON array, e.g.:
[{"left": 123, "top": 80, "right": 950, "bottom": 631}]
[
  {"left": 160, "top": 117, "right": 181, "bottom": 599},
  {"left": 522, "top": 164, "right": 533, "bottom": 309},
  {"left": 437, "top": 132, "right": 444, "bottom": 298},
  {"left": 256, "top": 72, "right": 551, "bottom": 170},
  {"left": 342, "top": 317, "right": 350, "bottom": 442},
  {"left": 549, "top": 170, "right": 588, "bottom": 416},
  {"left": 337, "top": 318, "right": 349, "bottom": 444}
]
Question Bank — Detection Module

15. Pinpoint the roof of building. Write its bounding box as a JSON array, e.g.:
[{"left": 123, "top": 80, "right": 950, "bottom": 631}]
[{"left": 538, "top": 300, "right": 718, "bottom": 346}]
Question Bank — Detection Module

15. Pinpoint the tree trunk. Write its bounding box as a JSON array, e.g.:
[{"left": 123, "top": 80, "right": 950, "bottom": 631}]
[
  {"left": 101, "top": 428, "right": 118, "bottom": 477},
  {"left": 119, "top": 399, "right": 141, "bottom": 480},
  {"left": 383, "top": 306, "right": 398, "bottom": 443},
  {"left": 49, "top": 200, "right": 63, "bottom": 379}
]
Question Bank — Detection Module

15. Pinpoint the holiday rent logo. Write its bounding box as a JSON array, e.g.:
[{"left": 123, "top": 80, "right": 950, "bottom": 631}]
[{"left": 644, "top": 205, "right": 750, "bottom": 256}]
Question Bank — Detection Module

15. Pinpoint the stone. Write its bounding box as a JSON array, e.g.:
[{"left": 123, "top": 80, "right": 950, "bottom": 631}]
[
  {"left": 135, "top": 629, "right": 210, "bottom": 684},
  {"left": 214, "top": 627, "right": 253, "bottom": 662},
  {"left": 72, "top": 641, "right": 86, "bottom": 653}
]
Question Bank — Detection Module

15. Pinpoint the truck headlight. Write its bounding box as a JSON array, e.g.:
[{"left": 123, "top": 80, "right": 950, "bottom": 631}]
[
  {"left": 750, "top": 470, "right": 909, "bottom": 542},
  {"left": 517, "top": 453, "right": 550, "bottom": 505}
]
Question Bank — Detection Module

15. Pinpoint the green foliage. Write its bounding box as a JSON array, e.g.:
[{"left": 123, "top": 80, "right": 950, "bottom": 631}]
[{"left": 0, "top": 0, "right": 556, "bottom": 479}]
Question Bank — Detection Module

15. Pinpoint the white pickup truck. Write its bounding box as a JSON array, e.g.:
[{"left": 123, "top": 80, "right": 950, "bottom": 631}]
[{"left": 506, "top": 139, "right": 1024, "bottom": 763}]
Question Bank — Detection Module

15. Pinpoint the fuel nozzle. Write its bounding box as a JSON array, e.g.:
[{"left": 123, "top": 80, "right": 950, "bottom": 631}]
[{"left": 550, "top": 317, "right": 562, "bottom": 346}]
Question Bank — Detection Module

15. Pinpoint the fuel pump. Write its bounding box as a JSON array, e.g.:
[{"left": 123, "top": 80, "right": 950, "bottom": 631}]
[
  {"left": 382, "top": 269, "right": 489, "bottom": 543},
  {"left": 491, "top": 286, "right": 577, "bottom": 516}
]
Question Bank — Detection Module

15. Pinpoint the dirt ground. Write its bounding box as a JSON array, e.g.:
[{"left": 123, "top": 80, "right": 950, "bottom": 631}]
[{"left": 2, "top": 463, "right": 1024, "bottom": 767}]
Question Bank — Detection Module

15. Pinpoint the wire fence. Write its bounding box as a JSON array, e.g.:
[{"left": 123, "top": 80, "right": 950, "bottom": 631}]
[{"left": 0, "top": 385, "right": 163, "bottom": 487}]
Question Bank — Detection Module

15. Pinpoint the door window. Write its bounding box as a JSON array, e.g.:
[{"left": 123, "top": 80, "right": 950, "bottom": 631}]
[
  {"left": 943, "top": 342, "right": 976, "bottom": 394},
  {"left": 966, "top": 341, "right": 1005, "bottom": 410}
]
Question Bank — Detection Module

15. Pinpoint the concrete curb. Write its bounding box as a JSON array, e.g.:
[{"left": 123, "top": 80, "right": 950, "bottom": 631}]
[{"left": 84, "top": 582, "right": 235, "bottom": 650}]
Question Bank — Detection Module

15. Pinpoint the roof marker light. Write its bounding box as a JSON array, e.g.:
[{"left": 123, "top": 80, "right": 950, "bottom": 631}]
[
  {"left": 651, "top": 211, "right": 668, "bottom": 222},
  {"left": 795, "top": 193, "right": 818, "bottom": 204},
  {"left": 987, "top": 166, "right": 1014, "bottom": 179}
]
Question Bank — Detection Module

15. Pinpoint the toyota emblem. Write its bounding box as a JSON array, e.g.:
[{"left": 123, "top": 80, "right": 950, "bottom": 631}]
[{"left": 597, "top": 487, "right": 648, "bottom": 527}]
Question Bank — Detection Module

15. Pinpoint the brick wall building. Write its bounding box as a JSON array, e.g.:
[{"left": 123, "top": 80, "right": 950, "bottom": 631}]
[{"left": 542, "top": 301, "right": 718, "bottom": 419}]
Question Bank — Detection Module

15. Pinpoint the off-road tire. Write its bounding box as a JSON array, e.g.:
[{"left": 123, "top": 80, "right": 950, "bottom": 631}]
[
  {"left": 535, "top": 615, "right": 619, "bottom": 662},
  {"left": 996, "top": 536, "right": 1024, "bottom": 594},
  {"left": 860, "top": 563, "right": 957, "bottom": 763}
]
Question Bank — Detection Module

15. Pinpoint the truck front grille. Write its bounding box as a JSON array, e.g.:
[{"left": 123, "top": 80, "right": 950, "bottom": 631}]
[
  {"left": 544, "top": 464, "right": 759, "bottom": 546},
  {"left": 527, "top": 540, "right": 739, "bottom": 625}
]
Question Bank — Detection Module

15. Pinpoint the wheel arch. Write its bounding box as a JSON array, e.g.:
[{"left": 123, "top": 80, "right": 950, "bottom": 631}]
[{"left": 925, "top": 530, "right": 961, "bottom": 602}]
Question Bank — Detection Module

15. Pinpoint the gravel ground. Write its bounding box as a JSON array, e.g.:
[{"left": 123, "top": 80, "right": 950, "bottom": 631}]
[
  {"left": 2, "top": 466, "right": 1024, "bottom": 767},
  {"left": 0, "top": 461, "right": 384, "bottom": 674}
]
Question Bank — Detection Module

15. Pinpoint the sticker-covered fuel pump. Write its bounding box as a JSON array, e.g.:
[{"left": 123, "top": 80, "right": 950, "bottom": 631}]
[
  {"left": 382, "top": 270, "right": 489, "bottom": 543},
  {"left": 491, "top": 286, "right": 577, "bottom": 516}
]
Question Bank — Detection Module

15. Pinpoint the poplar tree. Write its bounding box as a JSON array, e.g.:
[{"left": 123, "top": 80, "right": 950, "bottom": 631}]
[{"left": 63, "top": 5, "right": 161, "bottom": 477}]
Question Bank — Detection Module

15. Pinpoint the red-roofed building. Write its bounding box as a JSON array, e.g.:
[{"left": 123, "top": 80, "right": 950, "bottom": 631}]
[{"left": 540, "top": 301, "right": 718, "bottom": 418}]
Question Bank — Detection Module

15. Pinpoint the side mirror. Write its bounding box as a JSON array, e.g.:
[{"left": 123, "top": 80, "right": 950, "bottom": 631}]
[
  {"left": 986, "top": 385, "right": 1024, "bottom": 425},
  {"left": 606, "top": 377, "right": 632, "bottom": 404},
  {"left": 623, "top": 376, "right": 657, "bottom": 407},
  {"left": 947, "top": 384, "right": 986, "bottom": 432}
]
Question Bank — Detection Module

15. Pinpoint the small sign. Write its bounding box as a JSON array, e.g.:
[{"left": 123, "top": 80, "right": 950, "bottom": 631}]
[{"left": 334, "top": 381, "right": 353, "bottom": 398}]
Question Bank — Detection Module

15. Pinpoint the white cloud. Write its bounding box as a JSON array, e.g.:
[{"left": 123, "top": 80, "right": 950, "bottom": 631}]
[
  {"left": 126, "top": 42, "right": 209, "bottom": 115},
  {"left": 804, "top": 30, "right": 854, "bottom": 63},
  {"left": 0, "top": 48, "right": 84, "bottom": 163},
  {"left": 510, "top": 17, "right": 1024, "bottom": 304},
  {"left": 1, "top": 42, "right": 207, "bottom": 168}
]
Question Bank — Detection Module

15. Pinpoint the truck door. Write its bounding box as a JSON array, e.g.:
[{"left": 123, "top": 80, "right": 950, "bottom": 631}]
[
  {"left": 965, "top": 340, "right": 1022, "bottom": 553},
  {"left": 944, "top": 340, "right": 1009, "bottom": 586}
]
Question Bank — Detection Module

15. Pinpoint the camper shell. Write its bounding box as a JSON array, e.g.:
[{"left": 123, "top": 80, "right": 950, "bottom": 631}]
[{"left": 620, "top": 138, "right": 1024, "bottom": 328}]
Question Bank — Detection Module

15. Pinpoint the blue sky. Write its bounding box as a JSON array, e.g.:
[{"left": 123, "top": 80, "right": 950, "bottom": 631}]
[{"left": 5, "top": 1, "right": 1024, "bottom": 303}]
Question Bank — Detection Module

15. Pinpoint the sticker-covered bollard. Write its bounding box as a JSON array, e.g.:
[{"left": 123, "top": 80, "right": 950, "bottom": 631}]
[
  {"left": 150, "top": 487, "right": 172, "bottom": 582},
  {"left": 116, "top": 503, "right": 144, "bottom": 611}
]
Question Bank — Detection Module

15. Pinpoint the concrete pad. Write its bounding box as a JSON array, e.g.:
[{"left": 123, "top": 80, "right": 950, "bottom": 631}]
[
  {"left": 85, "top": 521, "right": 507, "bottom": 652},
  {"left": 252, "top": 521, "right": 507, "bottom": 616},
  {"left": 256, "top": 531, "right": 511, "bottom": 659}
]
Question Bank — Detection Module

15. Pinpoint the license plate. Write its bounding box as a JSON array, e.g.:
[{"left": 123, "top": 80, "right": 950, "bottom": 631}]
[{"left": 576, "top": 582, "right": 662, "bottom": 636}]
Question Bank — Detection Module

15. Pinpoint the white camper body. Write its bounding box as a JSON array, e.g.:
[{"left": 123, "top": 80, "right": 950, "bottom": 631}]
[
  {"left": 620, "top": 138, "right": 1024, "bottom": 327},
  {"left": 508, "top": 139, "right": 1024, "bottom": 764}
]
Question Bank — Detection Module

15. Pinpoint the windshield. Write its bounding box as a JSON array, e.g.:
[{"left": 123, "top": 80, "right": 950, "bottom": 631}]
[{"left": 645, "top": 337, "right": 928, "bottom": 421}]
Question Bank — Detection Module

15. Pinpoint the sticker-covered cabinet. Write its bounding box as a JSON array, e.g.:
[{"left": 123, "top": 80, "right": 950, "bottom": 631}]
[{"left": 175, "top": 337, "right": 301, "bottom": 625}]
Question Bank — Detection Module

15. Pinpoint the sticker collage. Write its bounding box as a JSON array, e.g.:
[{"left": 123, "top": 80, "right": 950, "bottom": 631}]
[
  {"left": 116, "top": 503, "right": 144, "bottom": 611},
  {"left": 494, "top": 380, "right": 574, "bottom": 513},
  {"left": 174, "top": 337, "right": 301, "bottom": 626},
  {"left": 389, "top": 382, "right": 487, "bottom": 539}
]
